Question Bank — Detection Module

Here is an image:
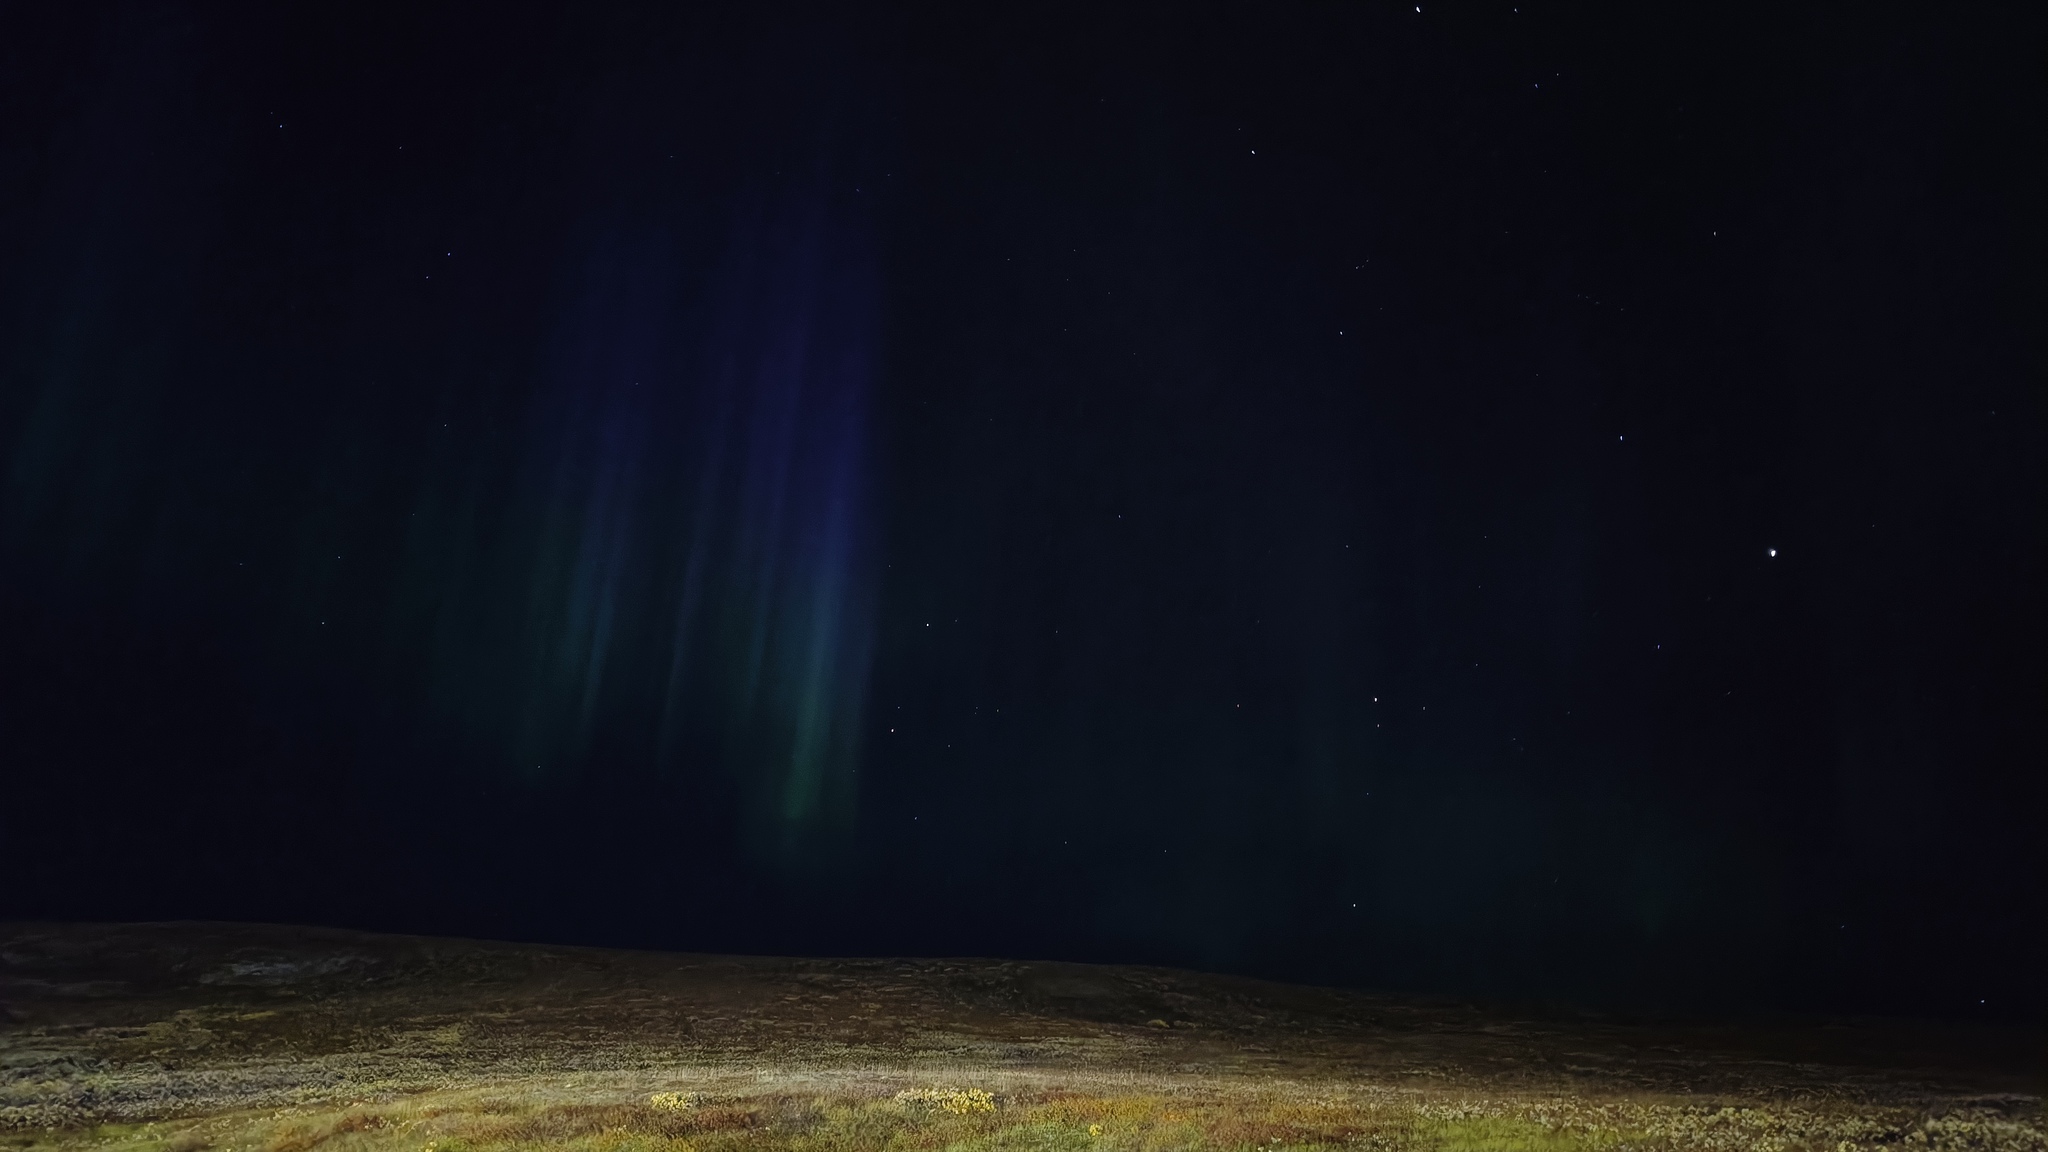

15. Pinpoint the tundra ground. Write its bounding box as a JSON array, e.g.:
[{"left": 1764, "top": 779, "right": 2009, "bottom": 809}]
[{"left": 1, "top": 923, "right": 2036, "bottom": 1151}]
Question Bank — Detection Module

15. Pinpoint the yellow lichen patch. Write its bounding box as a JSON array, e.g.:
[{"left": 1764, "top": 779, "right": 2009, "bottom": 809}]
[
  {"left": 893, "top": 1087, "right": 996, "bottom": 1115},
  {"left": 645, "top": 1093, "right": 694, "bottom": 1113}
]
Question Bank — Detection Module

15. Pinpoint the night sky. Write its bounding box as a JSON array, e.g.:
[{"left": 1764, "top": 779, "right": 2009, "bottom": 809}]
[{"left": 2, "top": 4, "right": 2040, "bottom": 1022}]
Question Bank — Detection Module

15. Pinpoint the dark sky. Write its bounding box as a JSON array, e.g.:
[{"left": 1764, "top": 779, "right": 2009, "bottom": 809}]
[{"left": 2, "top": 3, "right": 2040, "bottom": 1021}]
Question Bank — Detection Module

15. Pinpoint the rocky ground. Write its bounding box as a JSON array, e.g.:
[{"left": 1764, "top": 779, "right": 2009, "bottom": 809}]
[{"left": 0, "top": 922, "right": 2038, "bottom": 1151}]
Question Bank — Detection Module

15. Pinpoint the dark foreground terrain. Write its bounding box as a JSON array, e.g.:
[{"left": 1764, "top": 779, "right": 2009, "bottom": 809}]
[{"left": 0, "top": 922, "right": 2038, "bottom": 1151}]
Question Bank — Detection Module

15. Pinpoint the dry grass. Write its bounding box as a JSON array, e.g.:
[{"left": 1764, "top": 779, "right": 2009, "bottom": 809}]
[
  {"left": 7, "top": 1079, "right": 2041, "bottom": 1152},
  {"left": 0, "top": 923, "right": 2037, "bottom": 1152}
]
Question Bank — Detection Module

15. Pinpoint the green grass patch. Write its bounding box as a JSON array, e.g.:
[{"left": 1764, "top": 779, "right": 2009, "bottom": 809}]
[{"left": 1420, "top": 1116, "right": 1620, "bottom": 1151}]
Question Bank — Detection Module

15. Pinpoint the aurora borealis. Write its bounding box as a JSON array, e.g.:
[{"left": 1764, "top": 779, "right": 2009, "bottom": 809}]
[
  {"left": 416, "top": 190, "right": 880, "bottom": 858},
  {"left": 1, "top": 7, "right": 889, "bottom": 870},
  {"left": 2, "top": 4, "right": 2041, "bottom": 1024}
]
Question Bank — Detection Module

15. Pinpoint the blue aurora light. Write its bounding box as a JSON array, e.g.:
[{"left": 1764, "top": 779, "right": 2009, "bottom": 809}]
[{"left": 445, "top": 186, "right": 879, "bottom": 859}]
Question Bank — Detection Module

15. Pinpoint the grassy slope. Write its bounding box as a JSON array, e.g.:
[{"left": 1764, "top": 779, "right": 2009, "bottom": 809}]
[{"left": 0, "top": 923, "right": 2038, "bottom": 1152}]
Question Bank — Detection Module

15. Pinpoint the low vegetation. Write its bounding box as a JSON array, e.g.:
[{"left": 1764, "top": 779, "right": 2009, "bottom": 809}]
[
  {"left": 1, "top": 923, "right": 2037, "bottom": 1152},
  {"left": 8, "top": 1078, "right": 2041, "bottom": 1152}
]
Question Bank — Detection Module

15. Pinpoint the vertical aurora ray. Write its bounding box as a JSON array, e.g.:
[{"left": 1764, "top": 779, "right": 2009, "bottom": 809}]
[
  {"left": 673, "top": 185, "right": 879, "bottom": 848},
  {"left": 452, "top": 179, "right": 879, "bottom": 862}
]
